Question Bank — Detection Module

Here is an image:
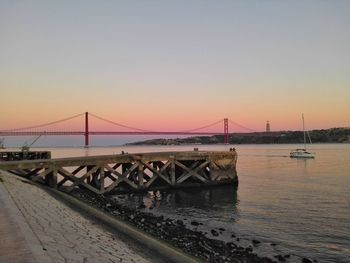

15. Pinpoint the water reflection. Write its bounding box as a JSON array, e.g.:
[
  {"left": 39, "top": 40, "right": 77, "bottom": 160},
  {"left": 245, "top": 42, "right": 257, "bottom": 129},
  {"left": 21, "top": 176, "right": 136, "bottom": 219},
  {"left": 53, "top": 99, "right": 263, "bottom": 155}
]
[
  {"left": 293, "top": 157, "right": 315, "bottom": 172},
  {"left": 114, "top": 185, "right": 239, "bottom": 220},
  {"left": 143, "top": 190, "right": 162, "bottom": 209},
  {"left": 84, "top": 147, "right": 89, "bottom": 157}
]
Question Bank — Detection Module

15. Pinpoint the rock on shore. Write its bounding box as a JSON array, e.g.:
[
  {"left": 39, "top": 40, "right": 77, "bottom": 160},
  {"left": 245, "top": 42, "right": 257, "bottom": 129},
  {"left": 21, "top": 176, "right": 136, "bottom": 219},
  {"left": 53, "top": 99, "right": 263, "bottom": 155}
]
[{"left": 72, "top": 190, "right": 279, "bottom": 263}]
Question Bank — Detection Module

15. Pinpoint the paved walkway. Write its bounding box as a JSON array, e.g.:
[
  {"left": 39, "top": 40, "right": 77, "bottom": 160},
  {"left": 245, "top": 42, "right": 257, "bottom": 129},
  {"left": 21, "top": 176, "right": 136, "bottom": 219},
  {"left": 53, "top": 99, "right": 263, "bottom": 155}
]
[{"left": 0, "top": 171, "right": 152, "bottom": 263}]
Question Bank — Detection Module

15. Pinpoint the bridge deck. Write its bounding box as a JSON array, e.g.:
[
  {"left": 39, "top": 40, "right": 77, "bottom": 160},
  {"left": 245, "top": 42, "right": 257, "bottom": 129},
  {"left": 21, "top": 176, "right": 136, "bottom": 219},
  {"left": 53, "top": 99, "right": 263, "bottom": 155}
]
[{"left": 0, "top": 151, "right": 238, "bottom": 194}]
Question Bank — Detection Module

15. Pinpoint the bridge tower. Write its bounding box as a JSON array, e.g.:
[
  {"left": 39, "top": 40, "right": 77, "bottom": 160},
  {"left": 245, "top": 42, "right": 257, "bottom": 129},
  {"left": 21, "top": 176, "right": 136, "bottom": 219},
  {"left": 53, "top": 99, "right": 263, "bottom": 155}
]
[
  {"left": 85, "top": 112, "right": 89, "bottom": 147},
  {"left": 224, "top": 118, "right": 229, "bottom": 144}
]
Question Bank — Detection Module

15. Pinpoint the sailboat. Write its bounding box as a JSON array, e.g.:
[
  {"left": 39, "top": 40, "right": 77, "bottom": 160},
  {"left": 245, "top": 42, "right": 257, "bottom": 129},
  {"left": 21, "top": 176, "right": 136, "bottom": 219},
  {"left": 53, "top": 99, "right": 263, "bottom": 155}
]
[{"left": 290, "top": 114, "right": 315, "bottom": 158}]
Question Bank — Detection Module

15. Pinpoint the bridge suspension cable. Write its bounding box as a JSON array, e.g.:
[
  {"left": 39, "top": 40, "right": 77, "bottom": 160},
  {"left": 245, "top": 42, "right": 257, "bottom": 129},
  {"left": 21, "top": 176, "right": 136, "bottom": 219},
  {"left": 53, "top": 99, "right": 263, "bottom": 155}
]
[
  {"left": 89, "top": 113, "right": 224, "bottom": 133},
  {"left": 0, "top": 112, "right": 258, "bottom": 135},
  {"left": 228, "top": 119, "right": 258, "bottom": 132},
  {"left": 0, "top": 113, "right": 85, "bottom": 132},
  {"left": 89, "top": 113, "right": 155, "bottom": 133},
  {"left": 180, "top": 119, "right": 224, "bottom": 133}
]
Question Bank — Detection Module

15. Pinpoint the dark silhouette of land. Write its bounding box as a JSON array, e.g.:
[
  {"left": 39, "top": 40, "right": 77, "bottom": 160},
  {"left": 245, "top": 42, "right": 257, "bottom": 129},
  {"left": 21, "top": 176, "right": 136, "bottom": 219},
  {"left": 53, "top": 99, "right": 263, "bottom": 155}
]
[{"left": 127, "top": 128, "right": 350, "bottom": 145}]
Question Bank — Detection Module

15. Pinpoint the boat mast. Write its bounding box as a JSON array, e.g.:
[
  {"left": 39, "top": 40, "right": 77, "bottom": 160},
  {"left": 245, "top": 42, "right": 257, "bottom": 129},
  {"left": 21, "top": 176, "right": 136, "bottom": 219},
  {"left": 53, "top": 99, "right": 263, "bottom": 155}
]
[{"left": 302, "top": 113, "right": 306, "bottom": 150}]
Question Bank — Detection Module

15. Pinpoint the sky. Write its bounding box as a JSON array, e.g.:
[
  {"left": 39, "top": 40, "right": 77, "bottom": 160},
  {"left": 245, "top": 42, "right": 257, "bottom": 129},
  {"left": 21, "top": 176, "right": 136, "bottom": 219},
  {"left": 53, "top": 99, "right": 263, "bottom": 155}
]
[{"left": 1, "top": 0, "right": 350, "bottom": 137}]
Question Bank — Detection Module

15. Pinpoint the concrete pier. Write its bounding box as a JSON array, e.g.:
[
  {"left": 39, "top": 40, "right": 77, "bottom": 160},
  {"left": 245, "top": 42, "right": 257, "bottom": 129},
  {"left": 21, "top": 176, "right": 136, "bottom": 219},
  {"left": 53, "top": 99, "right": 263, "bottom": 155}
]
[
  {"left": 0, "top": 151, "right": 51, "bottom": 161},
  {"left": 0, "top": 150, "right": 238, "bottom": 195},
  {"left": 0, "top": 170, "right": 154, "bottom": 263}
]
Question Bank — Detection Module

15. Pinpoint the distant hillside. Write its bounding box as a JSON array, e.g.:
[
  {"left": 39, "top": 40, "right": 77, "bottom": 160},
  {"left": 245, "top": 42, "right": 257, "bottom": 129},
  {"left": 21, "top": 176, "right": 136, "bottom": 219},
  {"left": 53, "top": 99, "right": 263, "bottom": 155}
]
[{"left": 126, "top": 128, "right": 350, "bottom": 145}]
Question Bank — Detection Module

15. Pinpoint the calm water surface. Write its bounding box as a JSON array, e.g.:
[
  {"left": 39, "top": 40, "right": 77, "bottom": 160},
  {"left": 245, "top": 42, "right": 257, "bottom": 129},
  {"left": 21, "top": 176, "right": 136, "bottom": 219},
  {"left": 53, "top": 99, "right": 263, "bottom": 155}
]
[{"left": 29, "top": 144, "right": 350, "bottom": 262}]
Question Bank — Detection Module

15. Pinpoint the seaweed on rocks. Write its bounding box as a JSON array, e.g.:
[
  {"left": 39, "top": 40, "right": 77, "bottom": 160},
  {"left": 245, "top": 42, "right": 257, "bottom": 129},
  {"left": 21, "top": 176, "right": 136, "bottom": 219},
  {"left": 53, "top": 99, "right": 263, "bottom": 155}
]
[{"left": 71, "top": 189, "right": 276, "bottom": 263}]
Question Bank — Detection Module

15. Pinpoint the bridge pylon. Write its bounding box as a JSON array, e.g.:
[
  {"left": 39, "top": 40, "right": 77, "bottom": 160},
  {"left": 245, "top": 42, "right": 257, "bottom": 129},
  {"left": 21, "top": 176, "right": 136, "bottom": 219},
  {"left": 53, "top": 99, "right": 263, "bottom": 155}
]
[
  {"left": 85, "top": 112, "right": 89, "bottom": 147},
  {"left": 224, "top": 118, "right": 229, "bottom": 144}
]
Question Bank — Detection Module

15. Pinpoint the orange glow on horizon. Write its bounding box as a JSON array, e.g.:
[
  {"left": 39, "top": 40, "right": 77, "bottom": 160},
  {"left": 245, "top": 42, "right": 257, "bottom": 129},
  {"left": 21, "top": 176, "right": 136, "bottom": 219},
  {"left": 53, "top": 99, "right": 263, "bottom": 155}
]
[{"left": 1, "top": 109, "right": 349, "bottom": 134}]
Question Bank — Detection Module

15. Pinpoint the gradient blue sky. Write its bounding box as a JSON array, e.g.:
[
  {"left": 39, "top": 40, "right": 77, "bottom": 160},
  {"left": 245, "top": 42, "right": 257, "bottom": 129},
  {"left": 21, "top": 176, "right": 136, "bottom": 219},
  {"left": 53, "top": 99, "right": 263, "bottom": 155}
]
[{"left": 1, "top": 0, "right": 349, "bottom": 135}]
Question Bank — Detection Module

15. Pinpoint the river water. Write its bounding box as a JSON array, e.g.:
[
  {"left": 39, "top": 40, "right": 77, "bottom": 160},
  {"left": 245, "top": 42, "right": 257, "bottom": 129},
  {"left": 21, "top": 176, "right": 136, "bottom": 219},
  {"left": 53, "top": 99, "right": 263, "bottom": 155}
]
[{"left": 21, "top": 144, "right": 350, "bottom": 262}]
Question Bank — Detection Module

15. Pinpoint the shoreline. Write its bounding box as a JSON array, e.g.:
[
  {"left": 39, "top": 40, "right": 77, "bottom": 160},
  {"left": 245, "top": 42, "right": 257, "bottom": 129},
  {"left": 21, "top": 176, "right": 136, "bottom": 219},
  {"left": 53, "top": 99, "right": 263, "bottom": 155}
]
[
  {"left": 1, "top": 142, "right": 349, "bottom": 150},
  {"left": 0, "top": 169, "right": 319, "bottom": 263},
  {"left": 71, "top": 188, "right": 295, "bottom": 263}
]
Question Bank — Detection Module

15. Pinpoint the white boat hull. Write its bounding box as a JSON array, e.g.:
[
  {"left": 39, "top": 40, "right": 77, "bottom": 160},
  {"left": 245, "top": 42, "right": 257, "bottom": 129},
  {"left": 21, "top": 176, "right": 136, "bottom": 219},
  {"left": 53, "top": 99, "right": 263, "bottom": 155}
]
[{"left": 290, "top": 150, "right": 315, "bottom": 159}]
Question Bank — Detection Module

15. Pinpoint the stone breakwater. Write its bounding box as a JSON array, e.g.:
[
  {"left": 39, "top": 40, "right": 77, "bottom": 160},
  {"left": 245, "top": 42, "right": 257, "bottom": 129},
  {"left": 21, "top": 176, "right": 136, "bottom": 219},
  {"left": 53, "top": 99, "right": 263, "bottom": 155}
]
[{"left": 73, "top": 190, "right": 293, "bottom": 263}]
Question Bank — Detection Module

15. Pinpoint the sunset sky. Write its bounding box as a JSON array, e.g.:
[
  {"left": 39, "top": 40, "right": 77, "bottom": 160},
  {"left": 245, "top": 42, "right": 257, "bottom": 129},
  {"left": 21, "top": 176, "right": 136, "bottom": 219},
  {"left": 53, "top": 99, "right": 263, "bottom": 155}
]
[{"left": 1, "top": 1, "right": 349, "bottom": 134}]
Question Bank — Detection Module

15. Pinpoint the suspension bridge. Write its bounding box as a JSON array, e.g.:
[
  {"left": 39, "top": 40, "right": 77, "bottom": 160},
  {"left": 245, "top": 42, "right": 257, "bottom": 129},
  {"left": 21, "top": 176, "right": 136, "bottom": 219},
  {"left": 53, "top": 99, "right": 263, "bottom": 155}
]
[{"left": 0, "top": 112, "right": 258, "bottom": 146}]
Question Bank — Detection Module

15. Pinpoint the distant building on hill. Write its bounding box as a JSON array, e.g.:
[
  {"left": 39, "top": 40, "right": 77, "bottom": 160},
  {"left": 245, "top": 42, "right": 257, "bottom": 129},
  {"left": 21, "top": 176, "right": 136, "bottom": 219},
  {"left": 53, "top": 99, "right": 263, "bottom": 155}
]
[{"left": 266, "top": 121, "right": 271, "bottom": 132}]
